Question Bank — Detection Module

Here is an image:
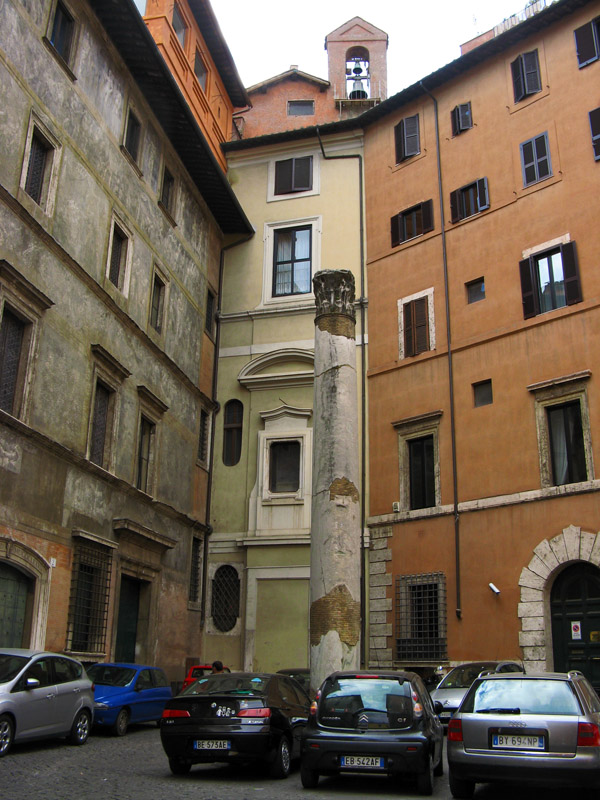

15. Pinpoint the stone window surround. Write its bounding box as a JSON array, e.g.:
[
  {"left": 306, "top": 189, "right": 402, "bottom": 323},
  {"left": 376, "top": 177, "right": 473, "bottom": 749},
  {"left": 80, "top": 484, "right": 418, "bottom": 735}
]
[
  {"left": 397, "top": 287, "right": 435, "bottom": 361},
  {"left": 393, "top": 410, "right": 442, "bottom": 513},
  {"left": 260, "top": 215, "right": 322, "bottom": 309},
  {"left": 86, "top": 344, "right": 130, "bottom": 471},
  {"left": 0, "top": 536, "right": 51, "bottom": 650},
  {"left": 18, "top": 111, "right": 63, "bottom": 221}
]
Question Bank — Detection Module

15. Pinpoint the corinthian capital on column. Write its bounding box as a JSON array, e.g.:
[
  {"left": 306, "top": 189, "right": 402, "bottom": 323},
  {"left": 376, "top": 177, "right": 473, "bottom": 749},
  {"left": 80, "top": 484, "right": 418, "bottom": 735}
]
[{"left": 313, "top": 270, "right": 356, "bottom": 337}]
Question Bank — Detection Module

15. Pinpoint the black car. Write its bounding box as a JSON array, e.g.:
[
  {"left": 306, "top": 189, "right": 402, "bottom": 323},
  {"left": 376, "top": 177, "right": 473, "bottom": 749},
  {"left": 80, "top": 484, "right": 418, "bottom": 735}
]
[
  {"left": 160, "top": 671, "right": 311, "bottom": 777},
  {"left": 300, "top": 670, "right": 444, "bottom": 795}
]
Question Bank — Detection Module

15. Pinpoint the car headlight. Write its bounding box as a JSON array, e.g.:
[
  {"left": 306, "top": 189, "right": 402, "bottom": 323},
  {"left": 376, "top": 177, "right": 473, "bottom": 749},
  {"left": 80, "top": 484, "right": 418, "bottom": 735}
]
[{"left": 94, "top": 702, "right": 110, "bottom": 709}]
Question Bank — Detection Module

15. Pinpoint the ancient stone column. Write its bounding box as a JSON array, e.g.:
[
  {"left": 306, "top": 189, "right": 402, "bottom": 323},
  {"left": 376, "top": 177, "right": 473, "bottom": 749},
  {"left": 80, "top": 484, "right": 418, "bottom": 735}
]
[{"left": 310, "top": 269, "right": 361, "bottom": 693}]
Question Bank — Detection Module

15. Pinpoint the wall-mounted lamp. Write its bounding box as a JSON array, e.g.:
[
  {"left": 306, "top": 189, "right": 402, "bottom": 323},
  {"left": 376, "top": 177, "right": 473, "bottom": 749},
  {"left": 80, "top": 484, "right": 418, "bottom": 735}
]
[{"left": 489, "top": 582, "right": 500, "bottom": 595}]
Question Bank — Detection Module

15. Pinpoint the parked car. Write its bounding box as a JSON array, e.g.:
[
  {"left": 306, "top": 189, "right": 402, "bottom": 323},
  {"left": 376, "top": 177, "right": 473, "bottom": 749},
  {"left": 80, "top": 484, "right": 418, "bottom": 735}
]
[
  {"left": 0, "top": 648, "right": 93, "bottom": 757},
  {"left": 160, "top": 671, "right": 311, "bottom": 777},
  {"left": 181, "top": 663, "right": 230, "bottom": 691},
  {"left": 277, "top": 668, "right": 311, "bottom": 695},
  {"left": 300, "top": 670, "right": 444, "bottom": 795},
  {"left": 447, "top": 670, "right": 600, "bottom": 797},
  {"left": 87, "top": 662, "right": 172, "bottom": 735},
  {"left": 431, "top": 661, "right": 523, "bottom": 726}
]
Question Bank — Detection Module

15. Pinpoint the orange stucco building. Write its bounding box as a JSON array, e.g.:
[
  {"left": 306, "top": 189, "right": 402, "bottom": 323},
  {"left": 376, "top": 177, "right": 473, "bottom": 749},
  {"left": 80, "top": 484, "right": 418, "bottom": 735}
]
[{"left": 364, "top": 0, "right": 600, "bottom": 685}]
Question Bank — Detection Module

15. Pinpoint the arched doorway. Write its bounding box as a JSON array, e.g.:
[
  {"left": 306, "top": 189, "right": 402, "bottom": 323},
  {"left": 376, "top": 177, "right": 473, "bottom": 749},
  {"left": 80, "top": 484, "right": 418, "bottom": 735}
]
[
  {"left": 0, "top": 562, "right": 33, "bottom": 647},
  {"left": 551, "top": 562, "right": 600, "bottom": 691}
]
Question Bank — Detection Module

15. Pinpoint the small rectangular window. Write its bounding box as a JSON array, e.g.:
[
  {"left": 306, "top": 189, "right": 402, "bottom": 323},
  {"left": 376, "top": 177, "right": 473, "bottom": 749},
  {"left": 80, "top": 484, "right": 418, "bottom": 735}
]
[
  {"left": 466, "top": 277, "right": 485, "bottom": 304},
  {"left": 67, "top": 538, "right": 112, "bottom": 654},
  {"left": 89, "top": 380, "right": 113, "bottom": 467},
  {"left": 589, "top": 108, "right": 600, "bottom": 160},
  {"left": 395, "top": 573, "right": 447, "bottom": 661},
  {"left": 408, "top": 435, "right": 435, "bottom": 510},
  {"left": 25, "top": 130, "right": 53, "bottom": 206},
  {"left": 403, "top": 297, "right": 429, "bottom": 358},
  {"left": 574, "top": 17, "right": 600, "bottom": 68},
  {"left": 124, "top": 109, "right": 141, "bottom": 162},
  {"left": 519, "top": 242, "right": 582, "bottom": 319},
  {"left": 394, "top": 114, "right": 420, "bottom": 163},
  {"left": 288, "top": 100, "right": 314, "bottom": 116},
  {"left": 269, "top": 440, "right": 300, "bottom": 493},
  {"left": 194, "top": 50, "right": 207, "bottom": 91},
  {"left": 150, "top": 273, "right": 165, "bottom": 333},
  {"left": 198, "top": 409, "right": 210, "bottom": 464},
  {"left": 50, "top": 1, "right": 74, "bottom": 63},
  {"left": 451, "top": 102, "right": 472, "bottom": 136},
  {"left": 511, "top": 50, "right": 541, "bottom": 103},
  {"left": 205, "top": 289, "right": 215, "bottom": 335},
  {"left": 391, "top": 200, "right": 433, "bottom": 247},
  {"left": 137, "top": 415, "right": 155, "bottom": 492},
  {"left": 189, "top": 537, "right": 202, "bottom": 603},
  {"left": 0, "top": 307, "right": 28, "bottom": 416},
  {"left": 473, "top": 379, "right": 493, "bottom": 407},
  {"left": 108, "top": 223, "right": 128, "bottom": 290},
  {"left": 547, "top": 401, "right": 587, "bottom": 485},
  {"left": 160, "top": 166, "right": 175, "bottom": 212},
  {"left": 450, "top": 177, "right": 489, "bottom": 223},
  {"left": 172, "top": 4, "right": 186, "bottom": 48},
  {"left": 274, "top": 156, "right": 313, "bottom": 195},
  {"left": 521, "top": 132, "right": 552, "bottom": 186},
  {"left": 273, "top": 225, "right": 312, "bottom": 296}
]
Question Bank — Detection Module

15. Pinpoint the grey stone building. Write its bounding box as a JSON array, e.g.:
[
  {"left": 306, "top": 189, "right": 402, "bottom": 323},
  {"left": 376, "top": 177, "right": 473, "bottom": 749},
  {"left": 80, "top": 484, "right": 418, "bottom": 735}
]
[{"left": 0, "top": 0, "right": 251, "bottom": 682}]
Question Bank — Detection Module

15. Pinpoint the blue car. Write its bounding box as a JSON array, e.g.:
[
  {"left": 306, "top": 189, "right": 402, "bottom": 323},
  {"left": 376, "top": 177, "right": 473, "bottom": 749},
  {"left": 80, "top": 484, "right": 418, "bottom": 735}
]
[{"left": 87, "top": 663, "right": 172, "bottom": 736}]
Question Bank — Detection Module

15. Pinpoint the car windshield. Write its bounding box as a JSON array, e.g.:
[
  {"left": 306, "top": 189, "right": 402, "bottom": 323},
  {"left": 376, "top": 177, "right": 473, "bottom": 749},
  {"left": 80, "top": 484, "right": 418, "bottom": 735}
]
[
  {"left": 182, "top": 674, "right": 269, "bottom": 696},
  {"left": 319, "top": 677, "right": 413, "bottom": 729},
  {"left": 0, "top": 654, "right": 30, "bottom": 683},
  {"left": 462, "top": 678, "right": 582, "bottom": 715},
  {"left": 438, "top": 664, "right": 495, "bottom": 689},
  {"left": 87, "top": 665, "right": 137, "bottom": 686}
]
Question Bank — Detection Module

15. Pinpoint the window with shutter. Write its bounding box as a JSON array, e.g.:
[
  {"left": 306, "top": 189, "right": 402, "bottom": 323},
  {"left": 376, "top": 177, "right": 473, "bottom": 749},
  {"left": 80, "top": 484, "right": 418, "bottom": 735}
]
[
  {"left": 274, "top": 156, "right": 313, "bottom": 195},
  {"left": 574, "top": 17, "right": 600, "bottom": 68},
  {"left": 391, "top": 200, "right": 434, "bottom": 247},
  {"left": 520, "top": 132, "right": 552, "bottom": 186},
  {"left": 404, "top": 297, "right": 429, "bottom": 357},
  {"left": 394, "top": 114, "right": 420, "bottom": 163},
  {"left": 589, "top": 108, "right": 600, "bottom": 160},
  {"left": 450, "top": 178, "right": 489, "bottom": 222},
  {"left": 511, "top": 50, "right": 541, "bottom": 102},
  {"left": 519, "top": 242, "right": 582, "bottom": 319},
  {"left": 451, "top": 102, "right": 472, "bottom": 136}
]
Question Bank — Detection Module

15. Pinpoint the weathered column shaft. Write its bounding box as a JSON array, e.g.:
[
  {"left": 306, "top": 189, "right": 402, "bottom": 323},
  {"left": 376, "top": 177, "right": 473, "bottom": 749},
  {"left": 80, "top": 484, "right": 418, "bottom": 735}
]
[{"left": 310, "top": 269, "right": 361, "bottom": 693}]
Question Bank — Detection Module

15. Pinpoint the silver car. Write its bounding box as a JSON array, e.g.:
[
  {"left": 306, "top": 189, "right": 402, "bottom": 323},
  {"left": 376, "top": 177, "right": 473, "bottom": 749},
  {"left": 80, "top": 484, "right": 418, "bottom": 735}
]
[
  {"left": 0, "top": 648, "right": 94, "bottom": 757},
  {"left": 447, "top": 671, "right": 600, "bottom": 797},
  {"left": 431, "top": 661, "right": 523, "bottom": 726}
]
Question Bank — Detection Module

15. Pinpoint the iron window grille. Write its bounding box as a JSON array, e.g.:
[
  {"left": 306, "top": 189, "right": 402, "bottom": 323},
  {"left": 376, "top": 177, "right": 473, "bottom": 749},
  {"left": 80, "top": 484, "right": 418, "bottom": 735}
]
[
  {"left": 212, "top": 565, "right": 240, "bottom": 632},
  {"left": 0, "top": 307, "right": 27, "bottom": 415},
  {"left": 395, "top": 572, "right": 447, "bottom": 662},
  {"left": 189, "top": 536, "right": 202, "bottom": 603},
  {"left": 25, "top": 130, "right": 53, "bottom": 206},
  {"left": 67, "top": 539, "right": 112, "bottom": 654}
]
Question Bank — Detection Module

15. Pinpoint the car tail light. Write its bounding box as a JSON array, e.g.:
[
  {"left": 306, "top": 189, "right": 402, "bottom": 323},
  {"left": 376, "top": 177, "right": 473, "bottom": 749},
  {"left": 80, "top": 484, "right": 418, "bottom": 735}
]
[
  {"left": 448, "top": 719, "right": 463, "bottom": 742},
  {"left": 162, "top": 708, "right": 191, "bottom": 718},
  {"left": 237, "top": 708, "right": 271, "bottom": 718},
  {"left": 309, "top": 701, "right": 318, "bottom": 716},
  {"left": 578, "top": 722, "right": 600, "bottom": 747}
]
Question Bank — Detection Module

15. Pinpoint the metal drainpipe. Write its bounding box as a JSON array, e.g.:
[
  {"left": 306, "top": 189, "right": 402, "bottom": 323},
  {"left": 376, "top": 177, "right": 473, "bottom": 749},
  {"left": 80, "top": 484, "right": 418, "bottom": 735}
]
[
  {"left": 316, "top": 127, "right": 369, "bottom": 664},
  {"left": 418, "top": 82, "right": 462, "bottom": 620},
  {"left": 201, "top": 230, "right": 255, "bottom": 626}
]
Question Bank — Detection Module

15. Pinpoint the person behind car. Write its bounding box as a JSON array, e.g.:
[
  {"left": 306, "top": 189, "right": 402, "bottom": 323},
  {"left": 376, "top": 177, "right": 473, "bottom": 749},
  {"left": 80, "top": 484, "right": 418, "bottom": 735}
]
[{"left": 211, "top": 660, "right": 224, "bottom": 674}]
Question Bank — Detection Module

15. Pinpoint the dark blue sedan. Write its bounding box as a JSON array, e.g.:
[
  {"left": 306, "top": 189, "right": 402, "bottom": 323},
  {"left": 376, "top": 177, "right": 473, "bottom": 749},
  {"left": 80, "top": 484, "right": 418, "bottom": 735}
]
[{"left": 87, "top": 663, "right": 172, "bottom": 736}]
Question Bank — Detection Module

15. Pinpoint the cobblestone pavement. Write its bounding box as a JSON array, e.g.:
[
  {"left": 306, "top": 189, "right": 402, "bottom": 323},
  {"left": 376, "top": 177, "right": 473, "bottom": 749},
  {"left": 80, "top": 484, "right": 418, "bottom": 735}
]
[{"left": 0, "top": 723, "right": 573, "bottom": 800}]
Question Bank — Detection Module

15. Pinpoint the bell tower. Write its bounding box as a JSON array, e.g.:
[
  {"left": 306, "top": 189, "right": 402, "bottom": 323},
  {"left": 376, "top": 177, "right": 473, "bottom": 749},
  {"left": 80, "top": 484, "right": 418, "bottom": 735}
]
[{"left": 325, "top": 17, "right": 388, "bottom": 115}]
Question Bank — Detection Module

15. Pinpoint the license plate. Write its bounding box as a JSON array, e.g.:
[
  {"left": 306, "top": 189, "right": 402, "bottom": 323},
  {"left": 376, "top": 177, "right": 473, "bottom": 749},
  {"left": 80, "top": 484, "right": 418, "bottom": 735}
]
[
  {"left": 194, "top": 740, "right": 231, "bottom": 750},
  {"left": 439, "top": 711, "right": 452, "bottom": 719},
  {"left": 340, "top": 755, "right": 384, "bottom": 769},
  {"left": 492, "top": 734, "right": 544, "bottom": 750}
]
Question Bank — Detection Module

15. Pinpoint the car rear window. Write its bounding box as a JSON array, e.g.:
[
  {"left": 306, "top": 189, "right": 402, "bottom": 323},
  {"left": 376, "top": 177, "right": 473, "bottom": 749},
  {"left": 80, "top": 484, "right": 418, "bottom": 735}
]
[
  {"left": 87, "top": 665, "right": 136, "bottom": 686},
  {"left": 183, "top": 674, "right": 269, "bottom": 696},
  {"left": 438, "top": 664, "right": 495, "bottom": 689},
  {"left": 318, "top": 677, "right": 414, "bottom": 729},
  {"left": 462, "top": 678, "right": 582, "bottom": 716}
]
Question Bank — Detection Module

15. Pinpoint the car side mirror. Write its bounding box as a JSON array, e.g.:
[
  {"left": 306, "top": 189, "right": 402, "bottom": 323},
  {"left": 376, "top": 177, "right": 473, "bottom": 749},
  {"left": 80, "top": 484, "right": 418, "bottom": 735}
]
[
  {"left": 433, "top": 701, "right": 443, "bottom": 715},
  {"left": 26, "top": 677, "right": 41, "bottom": 690}
]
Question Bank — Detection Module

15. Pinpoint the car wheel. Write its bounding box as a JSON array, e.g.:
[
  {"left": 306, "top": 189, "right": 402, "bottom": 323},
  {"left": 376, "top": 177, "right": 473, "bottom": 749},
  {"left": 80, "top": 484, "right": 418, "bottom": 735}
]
[
  {"left": 112, "top": 708, "right": 129, "bottom": 737},
  {"left": 0, "top": 714, "right": 15, "bottom": 758},
  {"left": 269, "top": 736, "right": 291, "bottom": 778},
  {"left": 169, "top": 757, "right": 191, "bottom": 776},
  {"left": 300, "top": 761, "right": 319, "bottom": 788},
  {"left": 449, "top": 770, "right": 475, "bottom": 799},
  {"left": 68, "top": 709, "right": 91, "bottom": 746},
  {"left": 433, "top": 747, "right": 444, "bottom": 777},
  {"left": 416, "top": 753, "right": 434, "bottom": 796}
]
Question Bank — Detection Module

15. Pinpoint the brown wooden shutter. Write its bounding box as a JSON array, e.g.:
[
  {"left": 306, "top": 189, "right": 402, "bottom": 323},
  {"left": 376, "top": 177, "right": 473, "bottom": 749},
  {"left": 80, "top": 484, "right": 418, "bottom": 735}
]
[
  {"left": 391, "top": 214, "right": 401, "bottom": 247},
  {"left": 511, "top": 56, "right": 525, "bottom": 102},
  {"left": 523, "top": 50, "right": 541, "bottom": 95},
  {"left": 477, "top": 177, "right": 489, "bottom": 211},
  {"left": 519, "top": 257, "right": 539, "bottom": 319},
  {"left": 451, "top": 106, "right": 460, "bottom": 137},
  {"left": 274, "top": 158, "right": 293, "bottom": 194},
  {"left": 449, "top": 190, "right": 460, "bottom": 223},
  {"left": 561, "top": 242, "right": 582, "bottom": 306},
  {"left": 421, "top": 200, "right": 434, "bottom": 234},
  {"left": 394, "top": 120, "right": 405, "bottom": 163},
  {"left": 589, "top": 108, "right": 600, "bottom": 159},
  {"left": 574, "top": 21, "right": 598, "bottom": 68},
  {"left": 404, "top": 115, "right": 420, "bottom": 158},
  {"left": 413, "top": 297, "right": 429, "bottom": 354},
  {"left": 404, "top": 300, "right": 414, "bottom": 357}
]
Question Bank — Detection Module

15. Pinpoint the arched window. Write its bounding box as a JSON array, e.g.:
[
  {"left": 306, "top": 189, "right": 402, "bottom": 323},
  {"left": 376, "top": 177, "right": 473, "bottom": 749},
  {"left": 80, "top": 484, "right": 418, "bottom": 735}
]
[
  {"left": 345, "top": 46, "right": 370, "bottom": 99},
  {"left": 212, "top": 565, "right": 240, "bottom": 632},
  {"left": 223, "top": 400, "right": 243, "bottom": 466}
]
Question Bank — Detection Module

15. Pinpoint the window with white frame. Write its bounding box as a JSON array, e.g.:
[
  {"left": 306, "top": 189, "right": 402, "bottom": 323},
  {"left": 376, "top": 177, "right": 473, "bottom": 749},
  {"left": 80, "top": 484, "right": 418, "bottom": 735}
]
[
  {"left": 528, "top": 372, "right": 593, "bottom": 489},
  {"left": 519, "top": 239, "right": 581, "bottom": 319},
  {"left": 398, "top": 288, "right": 435, "bottom": 360},
  {"left": 261, "top": 217, "right": 320, "bottom": 306},
  {"left": 19, "top": 114, "right": 61, "bottom": 216},
  {"left": 267, "top": 153, "right": 319, "bottom": 201},
  {"left": 106, "top": 216, "right": 132, "bottom": 295},
  {"left": 393, "top": 410, "right": 442, "bottom": 512}
]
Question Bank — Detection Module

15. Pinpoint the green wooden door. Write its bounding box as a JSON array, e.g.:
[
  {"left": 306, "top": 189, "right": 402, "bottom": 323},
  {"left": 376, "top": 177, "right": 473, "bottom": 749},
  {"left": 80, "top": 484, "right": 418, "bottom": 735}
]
[
  {"left": 551, "top": 563, "right": 600, "bottom": 691},
  {"left": 0, "top": 563, "right": 30, "bottom": 647},
  {"left": 115, "top": 575, "right": 140, "bottom": 662}
]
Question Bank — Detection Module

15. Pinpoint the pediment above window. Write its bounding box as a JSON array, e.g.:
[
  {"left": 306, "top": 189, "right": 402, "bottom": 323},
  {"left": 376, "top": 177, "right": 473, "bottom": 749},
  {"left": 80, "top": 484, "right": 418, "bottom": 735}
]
[{"left": 238, "top": 348, "right": 314, "bottom": 391}]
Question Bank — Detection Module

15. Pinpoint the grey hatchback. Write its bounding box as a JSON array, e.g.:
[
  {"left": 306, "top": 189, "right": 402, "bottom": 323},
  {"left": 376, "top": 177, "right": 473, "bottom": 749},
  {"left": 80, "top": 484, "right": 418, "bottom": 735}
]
[
  {"left": 0, "top": 648, "right": 94, "bottom": 757},
  {"left": 447, "top": 670, "right": 600, "bottom": 797}
]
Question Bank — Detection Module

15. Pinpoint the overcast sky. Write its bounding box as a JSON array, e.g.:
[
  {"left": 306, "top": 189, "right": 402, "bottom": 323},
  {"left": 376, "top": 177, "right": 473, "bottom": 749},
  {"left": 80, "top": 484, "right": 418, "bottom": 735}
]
[{"left": 135, "top": 0, "right": 552, "bottom": 95}]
